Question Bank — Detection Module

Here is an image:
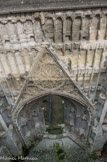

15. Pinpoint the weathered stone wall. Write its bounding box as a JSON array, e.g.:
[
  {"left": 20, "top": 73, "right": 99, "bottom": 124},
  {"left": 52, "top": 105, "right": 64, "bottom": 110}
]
[
  {"left": 0, "top": 10, "right": 106, "bottom": 79},
  {"left": 0, "top": 8, "right": 106, "bottom": 156},
  {"left": 0, "top": 10, "right": 106, "bottom": 104},
  {"left": 16, "top": 95, "right": 90, "bottom": 147}
]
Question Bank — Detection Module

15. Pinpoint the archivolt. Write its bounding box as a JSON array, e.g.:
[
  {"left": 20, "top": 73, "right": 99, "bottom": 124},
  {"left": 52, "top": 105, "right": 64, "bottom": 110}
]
[{"left": 12, "top": 91, "right": 92, "bottom": 123}]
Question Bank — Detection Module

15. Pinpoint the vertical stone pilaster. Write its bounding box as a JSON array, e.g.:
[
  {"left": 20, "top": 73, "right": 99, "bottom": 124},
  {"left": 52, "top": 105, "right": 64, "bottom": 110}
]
[{"left": 0, "top": 114, "right": 21, "bottom": 156}]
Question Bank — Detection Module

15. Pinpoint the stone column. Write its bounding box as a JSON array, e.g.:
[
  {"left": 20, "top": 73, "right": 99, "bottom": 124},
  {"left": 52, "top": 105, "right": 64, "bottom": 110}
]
[
  {"left": 92, "top": 93, "right": 107, "bottom": 152},
  {"left": 0, "top": 114, "right": 20, "bottom": 156},
  {"left": 99, "top": 99, "right": 107, "bottom": 125}
]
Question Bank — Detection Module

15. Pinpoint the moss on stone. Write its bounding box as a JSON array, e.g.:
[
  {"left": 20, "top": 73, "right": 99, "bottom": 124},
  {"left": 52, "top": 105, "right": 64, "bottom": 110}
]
[
  {"left": 46, "top": 125, "right": 63, "bottom": 134},
  {"left": 54, "top": 142, "right": 67, "bottom": 161}
]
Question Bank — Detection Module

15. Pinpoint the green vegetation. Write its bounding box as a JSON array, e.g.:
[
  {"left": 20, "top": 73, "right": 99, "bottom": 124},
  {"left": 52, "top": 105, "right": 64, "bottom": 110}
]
[
  {"left": 43, "top": 95, "right": 64, "bottom": 125},
  {"left": 46, "top": 125, "right": 63, "bottom": 134},
  {"left": 22, "top": 136, "right": 42, "bottom": 157},
  {"left": 54, "top": 142, "right": 68, "bottom": 161},
  {"left": 51, "top": 96, "right": 64, "bottom": 125},
  {"left": 88, "top": 152, "right": 99, "bottom": 160}
]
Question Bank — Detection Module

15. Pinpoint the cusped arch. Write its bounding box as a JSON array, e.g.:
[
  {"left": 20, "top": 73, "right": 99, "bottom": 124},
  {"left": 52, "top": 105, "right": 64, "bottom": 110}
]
[
  {"left": 12, "top": 91, "right": 92, "bottom": 146},
  {"left": 12, "top": 91, "right": 92, "bottom": 123}
]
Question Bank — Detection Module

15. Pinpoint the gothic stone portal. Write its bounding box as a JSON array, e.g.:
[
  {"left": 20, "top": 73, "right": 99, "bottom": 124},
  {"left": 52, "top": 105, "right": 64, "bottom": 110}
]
[{"left": 17, "top": 94, "right": 90, "bottom": 146}]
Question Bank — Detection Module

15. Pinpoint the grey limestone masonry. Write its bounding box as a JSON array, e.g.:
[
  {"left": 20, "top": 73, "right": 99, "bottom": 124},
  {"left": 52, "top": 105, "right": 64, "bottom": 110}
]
[{"left": 0, "top": 0, "right": 106, "bottom": 158}]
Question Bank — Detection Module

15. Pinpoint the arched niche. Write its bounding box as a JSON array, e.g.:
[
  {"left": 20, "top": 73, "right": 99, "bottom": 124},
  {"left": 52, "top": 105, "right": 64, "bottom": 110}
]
[
  {"left": 34, "top": 18, "right": 43, "bottom": 43},
  {"left": 14, "top": 92, "right": 91, "bottom": 146},
  {"left": 65, "top": 17, "right": 72, "bottom": 42},
  {"left": 90, "top": 15, "right": 100, "bottom": 41},
  {"left": 55, "top": 17, "right": 63, "bottom": 43},
  {"left": 81, "top": 15, "right": 90, "bottom": 41},
  {"left": 45, "top": 18, "right": 54, "bottom": 42},
  {"left": 72, "top": 16, "right": 82, "bottom": 41}
]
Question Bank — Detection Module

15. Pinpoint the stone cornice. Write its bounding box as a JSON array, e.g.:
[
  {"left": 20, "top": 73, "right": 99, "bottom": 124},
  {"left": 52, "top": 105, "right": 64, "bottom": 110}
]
[{"left": 0, "top": 0, "right": 107, "bottom": 15}]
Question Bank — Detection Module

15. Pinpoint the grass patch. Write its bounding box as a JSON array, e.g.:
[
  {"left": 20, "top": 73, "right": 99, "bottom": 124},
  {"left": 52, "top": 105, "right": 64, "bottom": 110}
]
[
  {"left": 54, "top": 142, "right": 66, "bottom": 160},
  {"left": 88, "top": 152, "right": 99, "bottom": 160}
]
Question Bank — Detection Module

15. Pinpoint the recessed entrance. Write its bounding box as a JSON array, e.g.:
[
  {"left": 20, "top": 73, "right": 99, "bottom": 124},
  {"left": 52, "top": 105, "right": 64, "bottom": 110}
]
[
  {"left": 16, "top": 93, "right": 93, "bottom": 161},
  {"left": 42, "top": 95, "right": 64, "bottom": 125},
  {"left": 17, "top": 93, "right": 90, "bottom": 143}
]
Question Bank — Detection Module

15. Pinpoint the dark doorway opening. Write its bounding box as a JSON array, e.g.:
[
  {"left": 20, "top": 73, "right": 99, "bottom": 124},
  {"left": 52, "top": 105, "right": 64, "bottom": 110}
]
[{"left": 42, "top": 95, "right": 64, "bottom": 125}]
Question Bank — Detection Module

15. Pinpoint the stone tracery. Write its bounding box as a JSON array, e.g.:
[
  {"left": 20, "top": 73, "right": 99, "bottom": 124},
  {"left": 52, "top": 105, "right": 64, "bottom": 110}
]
[{"left": 0, "top": 1, "right": 106, "bottom": 157}]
